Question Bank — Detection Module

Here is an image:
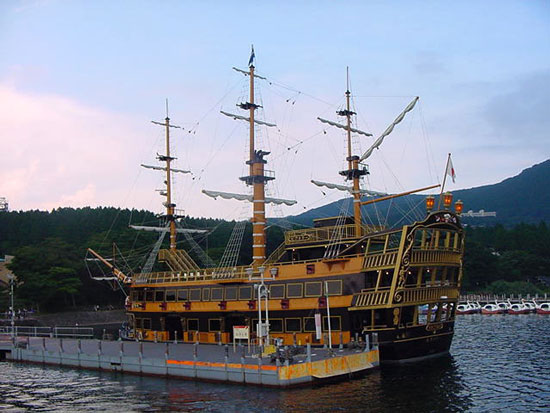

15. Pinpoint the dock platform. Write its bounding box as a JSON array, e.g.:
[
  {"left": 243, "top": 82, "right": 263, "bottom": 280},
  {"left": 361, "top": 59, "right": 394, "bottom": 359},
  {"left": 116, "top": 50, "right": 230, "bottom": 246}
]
[{"left": 1, "top": 336, "right": 379, "bottom": 387}]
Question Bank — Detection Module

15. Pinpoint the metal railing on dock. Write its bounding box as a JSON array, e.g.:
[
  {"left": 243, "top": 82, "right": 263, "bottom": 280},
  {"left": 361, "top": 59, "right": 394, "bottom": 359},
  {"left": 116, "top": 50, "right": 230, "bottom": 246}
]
[{"left": 0, "top": 326, "right": 94, "bottom": 339}]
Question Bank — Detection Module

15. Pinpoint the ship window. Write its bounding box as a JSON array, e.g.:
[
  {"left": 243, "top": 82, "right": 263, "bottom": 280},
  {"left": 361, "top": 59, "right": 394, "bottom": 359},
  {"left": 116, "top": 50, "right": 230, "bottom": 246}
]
[
  {"left": 209, "top": 319, "right": 221, "bottom": 332},
  {"left": 225, "top": 287, "right": 237, "bottom": 301},
  {"left": 270, "top": 318, "right": 283, "bottom": 333},
  {"left": 177, "top": 289, "right": 188, "bottom": 301},
  {"left": 136, "top": 290, "right": 144, "bottom": 301},
  {"left": 189, "top": 289, "right": 201, "bottom": 302},
  {"left": 287, "top": 283, "right": 303, "bottom": 298},
  {"left": 239, "top": 286, "right": 252, "bottom": 300},
  {"left": 211, "top": 288, "right": 224, "bottom": 301},
  {"left": 285, "top": 318, "right": 302, "bottom": 332},
  {"left": 202, "top": 288, "right": 210, "bottom": 301},
  {"left": 269, "top": 284, "right": 285, "bottom": 299},
  {"left": 187, "top": 318, "right": 199, "bottom": 331},
  {"left": 325, "top": 280, "right": 342, "bottom": 296},
  {"left": 132, "top": 291, "right": 139, "bottom": 301},
  {"left": 323, "top": 316, "right": 341, "bottom": 331},
  {"left": 304, "top": 317, "right": 316, "bottom": 332},
  {"left": 155, "top": 290, "right": 165, "bottom": 302},
  {"left": 143, "top": 319, "right": 151, "bottom": 330},
  {"left": 135, "top": 318, "right": 142, "bottom": 329},
  {"left": 145, "top": 290, "right": 154, "bottom": 302},
  {"left": 305, "top": 282, "right": 322, "bottom": 297},
  {"left": 165, "top": 290, "right": 176, "bottom": 302}
]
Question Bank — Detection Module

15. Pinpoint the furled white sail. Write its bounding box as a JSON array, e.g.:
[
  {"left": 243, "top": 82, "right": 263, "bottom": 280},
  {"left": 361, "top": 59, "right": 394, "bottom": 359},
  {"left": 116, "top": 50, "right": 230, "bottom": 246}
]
[
  {"left": 317, "top": 118, "right": 372, "bottom": 137},
  {"left": 232, "top": 67, "right": 267, "bottom": 80},
  {"left": 130, "top": 225, "right": 207, "bottom": 234},
  {"left": 220, "top": 111, "right": 276, "bottom": 128},
  {"left": 360, "top": 97, "right": 419, "bottom": 162},
  {"left": 140, "top": 164, "right": 191, "bottom": 174},
  {"left": 202, "top": 190, "right": 296, "bottom": 206},
  {"left": 311, "top": 180, "right": 387, "bottom": 196}
]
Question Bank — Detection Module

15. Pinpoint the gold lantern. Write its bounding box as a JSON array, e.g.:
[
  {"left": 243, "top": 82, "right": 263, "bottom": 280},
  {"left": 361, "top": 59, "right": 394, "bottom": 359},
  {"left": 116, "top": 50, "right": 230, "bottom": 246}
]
[{"left": 443, "top": 192, "right": 453, "bottom": 209}]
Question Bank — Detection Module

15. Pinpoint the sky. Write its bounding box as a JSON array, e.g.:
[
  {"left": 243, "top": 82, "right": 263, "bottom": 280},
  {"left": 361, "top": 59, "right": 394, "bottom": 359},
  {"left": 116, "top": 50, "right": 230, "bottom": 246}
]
[{"left": 0, "top": 0, "right": 549, "bottom": 220}]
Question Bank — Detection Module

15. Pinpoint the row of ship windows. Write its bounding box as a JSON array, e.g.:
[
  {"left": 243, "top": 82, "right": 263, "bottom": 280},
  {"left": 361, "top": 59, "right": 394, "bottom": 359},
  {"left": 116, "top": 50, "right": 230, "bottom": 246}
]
[
  {"left": 132, "top": 280, "right": 343, "bottom": 303},
  {"left": 135, "top": 316, "right": 342, "bottom": 333}
]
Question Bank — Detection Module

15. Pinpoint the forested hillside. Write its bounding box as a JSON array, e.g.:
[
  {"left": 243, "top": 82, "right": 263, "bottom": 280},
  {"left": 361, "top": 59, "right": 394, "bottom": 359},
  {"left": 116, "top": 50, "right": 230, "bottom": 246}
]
[
  {"left": 288, "top": 159, "right": 550, "bottom": 227},
  {"left": 0, "top": 208, "right": 284, "bottom": 312},
  {"left": 0, "top": 207, "right": 548, "bottom": 313}
]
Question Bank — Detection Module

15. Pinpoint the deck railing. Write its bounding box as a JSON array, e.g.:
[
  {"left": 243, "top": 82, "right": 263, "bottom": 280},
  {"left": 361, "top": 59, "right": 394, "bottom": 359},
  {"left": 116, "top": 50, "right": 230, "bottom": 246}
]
[{"left": 284, "top": 224, "right": 385, "bottom": 246}]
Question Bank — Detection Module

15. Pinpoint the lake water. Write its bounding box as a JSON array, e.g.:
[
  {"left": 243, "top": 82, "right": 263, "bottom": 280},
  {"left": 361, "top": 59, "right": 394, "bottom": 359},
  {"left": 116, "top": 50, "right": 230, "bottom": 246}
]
[{"left": 1, "top": 314, "right": 549, "bottom": 412}]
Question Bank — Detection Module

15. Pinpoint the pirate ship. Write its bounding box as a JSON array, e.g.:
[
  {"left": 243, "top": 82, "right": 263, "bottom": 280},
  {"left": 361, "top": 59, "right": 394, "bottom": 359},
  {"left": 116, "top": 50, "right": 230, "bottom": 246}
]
[{"left": 87, "top": 51, "right": 464, "bottom": 363}]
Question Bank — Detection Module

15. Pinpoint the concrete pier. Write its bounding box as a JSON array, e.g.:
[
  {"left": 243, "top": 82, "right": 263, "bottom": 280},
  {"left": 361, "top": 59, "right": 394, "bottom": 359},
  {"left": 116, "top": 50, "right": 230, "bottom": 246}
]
[{"left": 1, "top": 336, "right": 379, "bottom": 387}]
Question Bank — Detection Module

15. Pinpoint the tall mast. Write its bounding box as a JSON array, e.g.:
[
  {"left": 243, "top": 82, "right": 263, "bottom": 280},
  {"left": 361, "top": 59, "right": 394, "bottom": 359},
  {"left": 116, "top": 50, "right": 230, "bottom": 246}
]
[
  {"left": 237, "top": 47, "right": 273, "bottom": 268},
  {"left": 337, "top": 68, "right": 365, "bottom": 237},
  {"left": 151, "top": 100, "right": 182, "bottom": 251}
]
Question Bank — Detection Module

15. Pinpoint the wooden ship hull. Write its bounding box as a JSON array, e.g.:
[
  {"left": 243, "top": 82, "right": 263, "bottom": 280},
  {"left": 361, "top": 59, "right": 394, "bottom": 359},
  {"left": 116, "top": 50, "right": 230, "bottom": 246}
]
[{"left": 124, "top": 210, "right": 463, "bottom": 363}]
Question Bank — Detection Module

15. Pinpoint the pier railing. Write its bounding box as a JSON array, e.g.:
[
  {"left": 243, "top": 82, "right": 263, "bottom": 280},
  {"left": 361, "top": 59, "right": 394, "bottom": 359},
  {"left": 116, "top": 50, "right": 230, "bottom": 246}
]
[{"left": 0, "top": 326, "right": 94, "bottom": 339}]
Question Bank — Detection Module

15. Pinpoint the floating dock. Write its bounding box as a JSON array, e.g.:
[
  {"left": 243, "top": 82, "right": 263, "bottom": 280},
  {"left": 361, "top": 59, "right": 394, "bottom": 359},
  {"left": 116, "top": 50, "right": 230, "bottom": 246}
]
[{"left": 0, "top": 336, "right": 379, "bottom": 387}]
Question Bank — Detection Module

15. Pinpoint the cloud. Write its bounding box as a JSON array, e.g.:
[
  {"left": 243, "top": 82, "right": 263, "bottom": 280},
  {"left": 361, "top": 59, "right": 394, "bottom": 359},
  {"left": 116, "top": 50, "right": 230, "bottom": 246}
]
[{"left": 0, "top": 83, "right": 154, "bottom": 211}]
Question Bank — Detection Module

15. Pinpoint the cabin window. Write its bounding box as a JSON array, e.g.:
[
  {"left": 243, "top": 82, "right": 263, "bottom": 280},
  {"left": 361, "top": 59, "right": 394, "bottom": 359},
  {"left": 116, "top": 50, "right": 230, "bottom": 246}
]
[
  {"left": 303, "top": 317, "right": 316, "bottom": 332},
  {"left": 270, "top": 319, "right": 284, "bottom": 333},
  {"left": 142, "top": 319, "right": 152, "bottom": 330},
  {"left": 208, "top": 319, "right": 221, "bottom": 332},
  {"left": 187, "top": 318, "right": 199, "bottom": 331},
  {"left": 323, "top": 316, "right": 341, "bottom": 331},
  {"left": 165, "top": 290, "right": 176, "bottom": 302},
  {"left": 269, "top": 284, "right": 285, "bottom": 299},
  {"left": 202, "top": 288, "right": 211, "bottom": 301},
  {"left": 177, "top": 289, "right": 188, "bottom": 301},
  {"left": 285, "top": 318, "right": 302, "bottom": 332},
  {"left": 225, "top": 287, "right": 238, "bottom": 301},
  {"left": 287, "top": 283, "right": 303, "bottom": 298},
  {"left": 155, "top": 290, "right": 165, "bottom": 302},
  {"left": 135, "top": 318, "right": 143, "bottom": 329},
  {"left": 239, "top": 286, "right": 252, "bottom": 300},
  {"left": 136, "top": 290, "right": 144, "bottom": 301},
  {"left": 305, "top": 282, "right": 322, "bottom": 297},
  {"left": 132, "top": 291, "right": 139, "bottom": 301},
  {"left": 145, "top": 290, "right": 154, "bottom": 302},
  {"left": 211, "top": 288, "right": 224, "bottom": 301},
  {"left": 325, "top": 280, "right": 343, "bottom": 296},
  {"left": 189, "top": 289, "right": 201, "bottom": 302},
  {"left": 306, "top": 264, "right": 315, "bottom": 274}
]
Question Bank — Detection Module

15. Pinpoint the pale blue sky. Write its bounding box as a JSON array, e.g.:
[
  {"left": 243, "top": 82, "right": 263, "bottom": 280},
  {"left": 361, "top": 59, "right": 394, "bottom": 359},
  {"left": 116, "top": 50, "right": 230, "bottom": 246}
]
[{"left": 0, "top": 0, "right": 548, "bottom": 218}]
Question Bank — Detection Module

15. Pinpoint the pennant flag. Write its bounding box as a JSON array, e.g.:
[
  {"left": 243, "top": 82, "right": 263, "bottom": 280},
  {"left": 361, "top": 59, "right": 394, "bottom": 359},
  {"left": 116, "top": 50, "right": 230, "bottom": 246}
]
[
  {"left": 446, "top": 155, "right": 456, "bottom": 183},
  {"left": 248, "top": 46, "right": 255, "bottom": 67}
]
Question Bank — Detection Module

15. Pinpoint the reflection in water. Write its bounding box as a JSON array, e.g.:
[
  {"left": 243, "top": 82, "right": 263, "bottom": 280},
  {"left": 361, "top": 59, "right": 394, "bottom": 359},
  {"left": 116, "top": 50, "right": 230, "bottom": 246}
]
[{"left": 1, "top": 314, "right": 549, "bottom": 412}]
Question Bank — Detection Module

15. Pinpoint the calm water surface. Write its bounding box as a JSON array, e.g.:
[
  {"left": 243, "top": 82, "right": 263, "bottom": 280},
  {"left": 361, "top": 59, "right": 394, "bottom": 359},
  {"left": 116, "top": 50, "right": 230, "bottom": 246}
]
[{"left": 1, "top": 315, "right": 549, "bottom": 412}]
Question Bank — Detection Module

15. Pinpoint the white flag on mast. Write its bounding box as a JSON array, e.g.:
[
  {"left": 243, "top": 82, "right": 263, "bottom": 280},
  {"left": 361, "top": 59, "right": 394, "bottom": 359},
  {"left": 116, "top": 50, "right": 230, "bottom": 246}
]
[{"left": 446, "top": 156, "right": 456, "bottom": 183}]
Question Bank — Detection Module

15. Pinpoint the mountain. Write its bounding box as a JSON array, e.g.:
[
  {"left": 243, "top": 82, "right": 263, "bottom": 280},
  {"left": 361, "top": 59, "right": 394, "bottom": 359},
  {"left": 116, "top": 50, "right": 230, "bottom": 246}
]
[{"left": 285, "top": 159, "right": 550, "bottom": 227}]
